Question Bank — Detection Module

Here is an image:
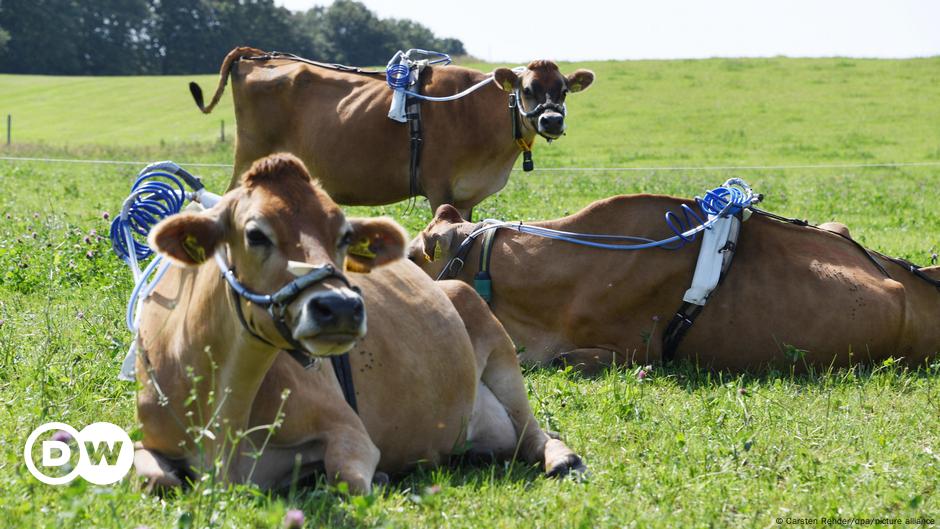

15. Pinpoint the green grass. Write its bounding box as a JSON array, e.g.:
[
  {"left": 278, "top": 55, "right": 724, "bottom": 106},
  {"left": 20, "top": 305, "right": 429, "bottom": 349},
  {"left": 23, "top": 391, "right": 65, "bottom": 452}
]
[{"left": 0, "top": 57, "right": 939, "bottom": 528}]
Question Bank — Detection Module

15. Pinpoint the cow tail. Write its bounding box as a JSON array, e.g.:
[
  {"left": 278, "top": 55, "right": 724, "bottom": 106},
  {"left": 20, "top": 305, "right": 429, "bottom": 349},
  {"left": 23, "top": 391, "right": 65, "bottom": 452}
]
[{"left": 189, "top": 46, "right": 266, "bottom": 114}]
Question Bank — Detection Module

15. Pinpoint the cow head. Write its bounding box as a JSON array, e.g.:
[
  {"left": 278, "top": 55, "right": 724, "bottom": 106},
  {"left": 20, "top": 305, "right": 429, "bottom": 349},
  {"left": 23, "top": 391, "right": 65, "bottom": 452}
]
[
  {"left": 493, "top": 60, "right": 594, "bottom": 140},
  {"left": 150, "top": 153, "right": 407, "bottom": 356},
  {"left": 408, "top": 204, "right": 474, "bottom": 279}
]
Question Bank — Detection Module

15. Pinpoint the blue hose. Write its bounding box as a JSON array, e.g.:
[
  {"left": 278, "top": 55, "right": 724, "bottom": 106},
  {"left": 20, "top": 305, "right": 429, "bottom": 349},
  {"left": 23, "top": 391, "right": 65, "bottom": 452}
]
[
  {"left": 109, "top": 171, "right": 186, "bottom": 263},
  {"left": 461, "top": 179, "right": 757, "bottom": 254}
]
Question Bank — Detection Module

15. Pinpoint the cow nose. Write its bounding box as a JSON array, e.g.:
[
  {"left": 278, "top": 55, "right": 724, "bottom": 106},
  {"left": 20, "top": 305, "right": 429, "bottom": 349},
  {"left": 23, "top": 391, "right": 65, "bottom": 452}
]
[
  {"left": 539, "top": 113, "right": 564, "bottom": 132},
  {"left": 307, "top": 291, "right": 365, "bottom": 333}
]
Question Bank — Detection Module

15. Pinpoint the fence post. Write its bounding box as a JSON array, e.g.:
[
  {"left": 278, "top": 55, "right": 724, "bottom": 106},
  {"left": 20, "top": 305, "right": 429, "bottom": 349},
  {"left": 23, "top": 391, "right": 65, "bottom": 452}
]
[
  {"left": 220, "top": 119, "right": 225, "bottom": 142},
  {"left": 6, "top": 114, "right": 9, "bottom": 146}
]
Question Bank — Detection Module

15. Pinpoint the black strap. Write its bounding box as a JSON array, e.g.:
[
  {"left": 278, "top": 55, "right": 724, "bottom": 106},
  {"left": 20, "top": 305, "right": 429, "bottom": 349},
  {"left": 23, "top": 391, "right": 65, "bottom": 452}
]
[
  {"left": 509, "top": 94, "right": 534, "bottom": 172},
  {"left": 406, "top": 95, "right": 423, "bottom": 203},
  {"left": 242, "top": 52, "right": 384, "bottom": 76},
  {"left": 329, "top": 354, "right": 358, "bottom": 413},
  {"left": 662, "top": 302, "right": 704, "bottom": 362}
]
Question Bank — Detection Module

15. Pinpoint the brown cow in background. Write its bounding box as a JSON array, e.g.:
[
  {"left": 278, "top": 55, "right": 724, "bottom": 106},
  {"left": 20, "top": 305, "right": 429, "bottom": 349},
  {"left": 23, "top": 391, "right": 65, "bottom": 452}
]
[
  {"left": 410, "top": 198, "right": 940, "bottom": 373},
  {"left": 190, "top": 47, "right": 594, "bottom": 217}
]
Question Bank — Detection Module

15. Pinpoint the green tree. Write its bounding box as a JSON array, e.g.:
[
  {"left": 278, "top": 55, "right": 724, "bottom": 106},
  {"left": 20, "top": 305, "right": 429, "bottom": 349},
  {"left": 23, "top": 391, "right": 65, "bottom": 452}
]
[
  {"left": 0, "top": 0, "right": 85, "bottom": 74},
  {"left": 318, "top": 0, "right": 393, "bottom": 65},
  {"left": 78, "top": 0, "right": 154, "bottom": 75},
  {"left": 152, "top": 0, "right": 219, "bottom": 74},
  {"left": 292, "top": 5, "right": 330, "bottom": 60},
  {"left": 0, "top": 27, "right": 9, "bottom": 57},
  {"left": 212, "top": 0, "right": 305, "bottom": 59}
]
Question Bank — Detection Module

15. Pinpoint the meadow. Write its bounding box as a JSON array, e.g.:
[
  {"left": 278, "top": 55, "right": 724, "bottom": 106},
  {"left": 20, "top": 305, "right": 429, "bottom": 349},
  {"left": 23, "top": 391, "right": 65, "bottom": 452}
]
[{"left": 0, "top": 56, "right": 938, "bottom": 528}]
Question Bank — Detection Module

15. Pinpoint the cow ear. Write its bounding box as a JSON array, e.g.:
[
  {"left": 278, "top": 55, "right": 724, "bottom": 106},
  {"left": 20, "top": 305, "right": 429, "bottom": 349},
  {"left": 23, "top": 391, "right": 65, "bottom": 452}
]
[
  {"left": 433, "top": 204, "right": 465, "bottom": 224},
  {"left": 149, "top": 211, "right": 225, "bottom": 266},
  {"left": 566, "top": 69, "right": 595, "bottom": 93},
  {"left": 493, "top": 68, "right": 520, "bottom": 92},
  {"left": 420, "top": 227, "right": 458, "bottom": 263},
  {"left": 345, "top": 217, "right": 407, "bottom": 273}
]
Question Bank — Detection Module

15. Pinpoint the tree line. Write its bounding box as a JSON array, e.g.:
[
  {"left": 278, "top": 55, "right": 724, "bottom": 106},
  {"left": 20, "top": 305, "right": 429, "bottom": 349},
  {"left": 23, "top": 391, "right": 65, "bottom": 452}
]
[{"left": 0, "top": 0, "right": 466, "bottom": 75}]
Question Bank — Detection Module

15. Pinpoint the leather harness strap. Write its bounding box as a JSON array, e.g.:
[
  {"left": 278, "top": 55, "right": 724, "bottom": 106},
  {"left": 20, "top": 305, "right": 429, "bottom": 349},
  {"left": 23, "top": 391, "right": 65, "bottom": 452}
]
[
  {"left": 406, "top": 94, "right": 423, "bottom": 204},
  {"left": 473, "top": 228, "right": 498, "bottom": 304},
  {"left": 509, "top": 93, "right": 534, "bottom": 172}
]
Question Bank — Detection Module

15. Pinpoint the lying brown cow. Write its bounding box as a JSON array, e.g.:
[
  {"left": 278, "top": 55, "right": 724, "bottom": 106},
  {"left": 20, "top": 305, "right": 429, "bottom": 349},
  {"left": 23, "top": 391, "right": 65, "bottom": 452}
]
[
  {"left": 410, "top": 198, "right": 940, "bottom": 373},
  {"left": 189, "top": 47, "right": 594, "bottom": 217},
  {"left": 132, "top": 154, "right": 582, "bottom": 493}
]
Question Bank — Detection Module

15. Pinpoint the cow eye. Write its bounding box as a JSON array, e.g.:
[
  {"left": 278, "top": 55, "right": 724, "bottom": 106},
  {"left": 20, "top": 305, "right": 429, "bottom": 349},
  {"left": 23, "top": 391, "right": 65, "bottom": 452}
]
[
  {"left": 523, "top": 86, "right": 533, "bottom": 96},
  {"left": 246, "top": 228, "right": 271, "bottom": 247},
  {"left": 338, "top": 230, "right": 353, "bottom": 248}
]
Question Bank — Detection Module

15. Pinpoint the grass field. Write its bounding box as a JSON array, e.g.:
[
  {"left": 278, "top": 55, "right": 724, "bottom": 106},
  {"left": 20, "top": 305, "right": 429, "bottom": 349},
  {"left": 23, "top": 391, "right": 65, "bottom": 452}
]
[{"left": 0, "top": 57, "right": 938, "bottom": 528}]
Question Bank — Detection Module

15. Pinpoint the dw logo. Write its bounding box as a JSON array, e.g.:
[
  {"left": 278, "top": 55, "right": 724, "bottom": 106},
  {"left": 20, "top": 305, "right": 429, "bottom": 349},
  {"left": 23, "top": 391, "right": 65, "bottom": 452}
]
[{"left": 23, "top": 422, "right": 134, "bottom": 485}]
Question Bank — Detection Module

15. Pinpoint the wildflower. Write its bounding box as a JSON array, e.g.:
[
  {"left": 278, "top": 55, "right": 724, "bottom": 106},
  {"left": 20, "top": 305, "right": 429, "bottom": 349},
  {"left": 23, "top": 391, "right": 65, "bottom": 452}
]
[
  {"left": 102, "top": 211, "right": 110, "bottom": 220},
  {"left": 32, "top": 212, "right": 39, "bottom": 219},
  {"left": 76, "top": 311, "right": 84, "bottom": 320},
  {"left": 738, "top": 387, "right": 748, "bottom": 396},
  {"left": 51, "top": 430, "right": 73, "bottom": 443},
  {"left": 283, "top": 509, "right": 305, "bottom": 529},
  {"left": 85, "top": 250, "right": 95, "bottom": 259},
  {"left": 83, "top": 236, "right": 91, "bottom": 244},
  {"left": 637, "top": 369, "right": 647, "bottom": 380},
  {"left": 425, "top": 484, "right": 442, "bottom": 495},
  {"left": 651, "top": 315, "right": 660, "bottom": 322}
]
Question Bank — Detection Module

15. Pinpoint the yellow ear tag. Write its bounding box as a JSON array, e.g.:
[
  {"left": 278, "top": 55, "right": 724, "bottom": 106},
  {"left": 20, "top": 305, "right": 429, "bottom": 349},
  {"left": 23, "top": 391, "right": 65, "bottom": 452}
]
[
  {"left": 433, "top": 240, "right": 443, "bottom": 261},
  {"left": 570, "top": 82, "right": 582, "bottom": 92},
  {"left": 348, "top": 238, "right": 377, "bottom": 259},
  {"left": 182, "top": 233, "right": 206, "bottom": 263},
  {"left": 502, "top": 80, "right": 513, "bottom": 91}
]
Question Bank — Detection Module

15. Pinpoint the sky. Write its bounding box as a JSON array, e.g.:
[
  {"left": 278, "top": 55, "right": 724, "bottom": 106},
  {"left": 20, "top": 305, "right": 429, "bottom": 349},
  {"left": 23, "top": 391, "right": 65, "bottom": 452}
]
[{"left": 274, "top": 0, "right": 940, "bottom": 62}]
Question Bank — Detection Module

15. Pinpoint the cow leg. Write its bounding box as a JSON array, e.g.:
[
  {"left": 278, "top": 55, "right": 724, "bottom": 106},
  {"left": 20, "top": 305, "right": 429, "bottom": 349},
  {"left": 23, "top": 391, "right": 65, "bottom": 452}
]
[
  {"left": 134, "top": 443, "right": 185, "bottom": 492},
  {"left": 553, "top": 348, "right": 624, "bottom": 376},
  {"left": 439, "top": 281, "right": 585, "bottom": 477},
  {"left": 321, "top": 424, "right": 381, "bottom": 494}
]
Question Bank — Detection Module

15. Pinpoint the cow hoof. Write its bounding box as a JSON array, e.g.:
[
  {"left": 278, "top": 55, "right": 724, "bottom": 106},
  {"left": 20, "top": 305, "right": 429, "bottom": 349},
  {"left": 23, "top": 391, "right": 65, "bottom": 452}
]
[
  {"left": 134, "top": 446, "right": 184, "bottom": 494},
  {"left": 544, "top": 438, "right": 586, "bottom": 479},
  {"left": 546, "top": 453, "right": 586, "bottom": 479},
  {"left": 372, "top": 471, "right": 390, "bottom": 487}
]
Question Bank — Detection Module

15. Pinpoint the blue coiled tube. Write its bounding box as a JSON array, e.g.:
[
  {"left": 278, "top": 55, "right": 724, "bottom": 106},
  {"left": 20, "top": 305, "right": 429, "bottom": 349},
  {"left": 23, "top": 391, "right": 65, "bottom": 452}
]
[
  {"left": 109, "top": 171, "right": 186, "bottom": 263},
  {"left": 386, "top": 63, "right": 411, "bottom": 90}
]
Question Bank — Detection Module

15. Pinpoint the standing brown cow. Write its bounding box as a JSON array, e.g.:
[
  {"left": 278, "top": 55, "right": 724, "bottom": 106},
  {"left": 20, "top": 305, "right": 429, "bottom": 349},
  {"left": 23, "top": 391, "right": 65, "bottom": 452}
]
[{"left": 190, "top": 47, "right": 594, "bottom": 217}]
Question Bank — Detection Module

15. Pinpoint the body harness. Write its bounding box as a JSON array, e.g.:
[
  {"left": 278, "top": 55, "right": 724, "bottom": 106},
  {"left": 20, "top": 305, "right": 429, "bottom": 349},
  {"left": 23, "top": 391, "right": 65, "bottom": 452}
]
[
  {"left": 436, "top": 180, "right": 940, "bottom": 362},
  {"left": 111, "top": 161, "right": 358, "bottom": 412}
]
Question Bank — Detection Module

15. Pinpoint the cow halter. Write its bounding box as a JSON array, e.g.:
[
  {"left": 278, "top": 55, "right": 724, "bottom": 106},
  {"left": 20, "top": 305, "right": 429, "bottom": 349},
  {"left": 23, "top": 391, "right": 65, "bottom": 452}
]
[{"left": 215, "top": 251, "right": 360, "bottom": 412}]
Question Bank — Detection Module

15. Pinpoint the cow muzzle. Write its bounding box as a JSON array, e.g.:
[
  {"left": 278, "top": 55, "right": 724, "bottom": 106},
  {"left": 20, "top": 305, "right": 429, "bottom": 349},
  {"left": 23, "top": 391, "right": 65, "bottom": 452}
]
[
  {"left": 537, "top": 111, "right": 566, "bottom": 139},
  {"left": 290, "top": 286, "right": 366, "bottom": 356}
]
